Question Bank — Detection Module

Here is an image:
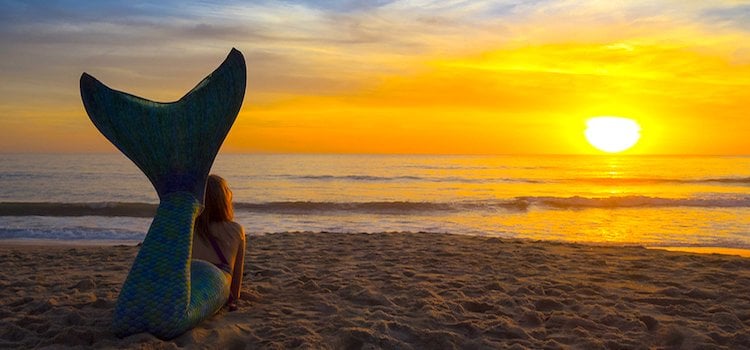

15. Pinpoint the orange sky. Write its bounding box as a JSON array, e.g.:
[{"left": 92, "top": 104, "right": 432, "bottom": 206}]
[{"left": 1, "top": 1, "right": 749, "bottom": 154}]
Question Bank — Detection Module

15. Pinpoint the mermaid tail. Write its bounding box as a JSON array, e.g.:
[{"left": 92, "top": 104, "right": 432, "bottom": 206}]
[
  {"left": 80, "top": 49, "right": 246, "bottom": 339},
  {"left": 113, "top": 193, "right": 230, "bottom": 339}
]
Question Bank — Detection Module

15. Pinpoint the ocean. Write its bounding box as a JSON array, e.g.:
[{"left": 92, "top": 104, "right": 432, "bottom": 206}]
[{"left": 0, "top": 154, "right": 748, "bottom": 249}]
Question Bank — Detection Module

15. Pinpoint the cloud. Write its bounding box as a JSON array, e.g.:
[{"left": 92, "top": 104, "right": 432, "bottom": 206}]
[
  {"left": 702, "top": 4, "right": 750, "bottom": 31},
  {"left": 278, "top": 0, "right": 397, "bottom": 12}
]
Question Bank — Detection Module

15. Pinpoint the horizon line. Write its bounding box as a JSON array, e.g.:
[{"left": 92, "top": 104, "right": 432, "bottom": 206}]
[{"left": 1, "top": 151, "right": 748, "bottom": 157}]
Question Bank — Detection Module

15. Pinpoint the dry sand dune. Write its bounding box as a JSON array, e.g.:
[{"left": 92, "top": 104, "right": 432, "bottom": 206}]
[{"left": 1, "top": 232, "right": 749, "bottom": 349}]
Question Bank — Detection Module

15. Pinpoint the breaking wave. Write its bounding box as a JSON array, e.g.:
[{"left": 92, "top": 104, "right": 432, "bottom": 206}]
[{"left": 2, "top": 195, "right": 749, "bottom": 217}]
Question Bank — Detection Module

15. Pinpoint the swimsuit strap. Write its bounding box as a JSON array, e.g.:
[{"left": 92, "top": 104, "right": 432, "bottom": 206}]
[{"left": 206, "top": 234, "right": 231, "bottom": 271}]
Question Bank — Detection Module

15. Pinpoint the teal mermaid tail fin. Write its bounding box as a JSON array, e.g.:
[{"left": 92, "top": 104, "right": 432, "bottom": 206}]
[
  {"left": 80, "top": 48, "right": 245, "bottom": 203},
  {"left": 80, "top": 49, "right": 246, "bottom": 339}
]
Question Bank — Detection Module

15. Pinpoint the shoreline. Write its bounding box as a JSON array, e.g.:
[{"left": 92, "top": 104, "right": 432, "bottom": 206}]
[
  {"left": 1, "top": 231, "right": 749, "bottom": 348},
  {"left": 0, "top": 238, "right": 141, "bottom": 247},
  {"left": 2, "top": 233, "right": 750, "bottom": 259}
]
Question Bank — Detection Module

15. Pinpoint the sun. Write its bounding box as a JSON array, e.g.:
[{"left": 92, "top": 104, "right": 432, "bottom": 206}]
[{"left": 584, "top": 116, "right": 641, "bottom": 153}]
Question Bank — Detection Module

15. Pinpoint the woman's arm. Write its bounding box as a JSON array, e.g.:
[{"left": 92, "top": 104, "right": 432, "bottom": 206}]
[{"left": 230, "top": 225, "right": 246, "bottom": 302}]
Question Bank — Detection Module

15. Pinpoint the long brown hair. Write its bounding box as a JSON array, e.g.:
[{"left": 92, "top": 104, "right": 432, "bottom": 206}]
[{"left": 195, "top": 174, "right": 234, "bottom": 240}]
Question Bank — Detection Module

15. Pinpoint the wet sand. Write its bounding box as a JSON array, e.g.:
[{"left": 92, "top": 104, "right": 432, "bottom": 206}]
[{"left": 1, "top": 232, "right": 749, "bottom": 349}]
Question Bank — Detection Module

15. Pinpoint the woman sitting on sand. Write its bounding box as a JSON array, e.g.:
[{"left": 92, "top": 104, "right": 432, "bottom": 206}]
[{"left": 192, "top": 174, "right": 246, "bottom": 311}]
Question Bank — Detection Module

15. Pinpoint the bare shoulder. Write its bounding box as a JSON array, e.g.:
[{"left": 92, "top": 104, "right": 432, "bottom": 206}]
[
  {"left": 210, "top": 221, "right": 245, "bottom": 240},
  {"left": 229, "top": 221, "right": 246, "bottom": 240}
]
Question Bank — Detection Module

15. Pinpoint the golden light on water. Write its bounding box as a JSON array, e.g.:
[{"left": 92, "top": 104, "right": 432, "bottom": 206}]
[{"left": 584, "top": 117, "right": 641, "bottom": 153}]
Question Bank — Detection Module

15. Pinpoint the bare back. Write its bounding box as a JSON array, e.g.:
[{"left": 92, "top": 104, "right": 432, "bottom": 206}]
[{"left": 192, "top": 221, "right": 246, "bottom": 301}]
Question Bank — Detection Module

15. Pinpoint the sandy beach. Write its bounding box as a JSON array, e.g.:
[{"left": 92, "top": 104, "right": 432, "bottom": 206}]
[{"left": 1, "top": 232, "right": 749, "bottom": 349}]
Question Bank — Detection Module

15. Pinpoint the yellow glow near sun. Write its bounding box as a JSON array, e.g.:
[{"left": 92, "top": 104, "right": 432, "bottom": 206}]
[{"left": 585, "top": 116, "right": 641, "bottom": 153}]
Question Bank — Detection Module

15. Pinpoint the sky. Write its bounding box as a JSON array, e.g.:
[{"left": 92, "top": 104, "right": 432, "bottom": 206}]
[{"left": 1, "top": 0, "right": 749, "bottom": 155}]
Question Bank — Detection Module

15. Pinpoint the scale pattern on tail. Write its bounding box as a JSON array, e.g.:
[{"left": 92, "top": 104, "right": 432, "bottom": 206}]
[{"left": 112, "top": 192, "right": 230, "bottom": 339}]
